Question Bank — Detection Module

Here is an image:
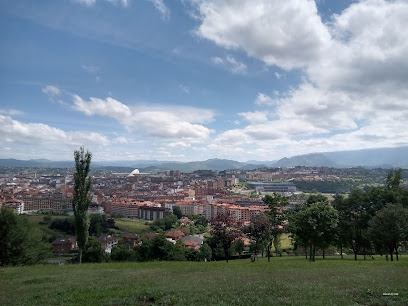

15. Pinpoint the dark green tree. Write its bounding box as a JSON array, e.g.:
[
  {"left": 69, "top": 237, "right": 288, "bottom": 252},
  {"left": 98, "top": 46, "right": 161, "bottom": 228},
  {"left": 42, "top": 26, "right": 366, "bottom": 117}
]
[
  {"left": 199, "top": 243, "right": 212, "bottom": 261},
  {"left": 110, "top": 243, "right": 136, "bottom": 262},
  {"left": 173, "top": 206, "right": 182, "bottom": 219},
  {"left": 368, "top": 204, "right": 408, "bottom": 261},
  {"left": 263, "top": 194, "right": 286, "bottom": 262},
  {"left": 72, "top": 147, "right": 92, "bottom": 264},
  {"left": 191, "top": 215, "right": 208, "bottom": 227},
  {"left": 82, "top": 236, "right": 105, "bottom": 263},
  {"left": 150, "top": 215, "right": 178, "bottom": 231},
  {"left": 49, "top": 218, "right": 75, "bottom": 235},
  {"left": 0, "top": 207, "right": 50, "bottom": 266},
  {"left": 332, "top": 195, "right": 352, "bottom": 259},
  {"left": 289, "top": 201, "right": 338, "bottom": 261},
  {"left": 345, "top": 189, "right": 371, "bottom": 260},
  {"left": 233, "top": 238, "right": 245, "bottom": 258}
]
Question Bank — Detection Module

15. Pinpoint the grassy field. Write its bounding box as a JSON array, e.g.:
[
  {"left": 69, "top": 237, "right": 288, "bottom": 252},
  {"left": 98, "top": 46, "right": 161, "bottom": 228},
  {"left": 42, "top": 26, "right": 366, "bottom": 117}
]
[
  {"left": 114, "top": 218, "right": 150, "bottom": 235},
  {"left": 27, "top": 214, "right": 70, "bottom": 241},
  {"left": 1, "top": 256, "right": 407, "bottom": 305}
]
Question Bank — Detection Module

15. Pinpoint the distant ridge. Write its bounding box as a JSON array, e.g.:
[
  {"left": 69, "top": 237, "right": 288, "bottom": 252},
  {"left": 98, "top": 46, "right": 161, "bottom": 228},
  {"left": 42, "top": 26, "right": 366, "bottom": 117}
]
[
  {"left": 274, "top": 154, "right": 338, "bottom": 168},
  {"left": 0, "top": 146, "right": 407, "bottom": 171}
]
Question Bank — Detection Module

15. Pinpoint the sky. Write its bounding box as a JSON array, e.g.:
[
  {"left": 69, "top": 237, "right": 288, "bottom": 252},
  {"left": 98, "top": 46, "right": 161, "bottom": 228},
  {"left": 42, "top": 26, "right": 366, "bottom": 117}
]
[{"left": 0, "top": 0, "right": 407, "bottom": 162}]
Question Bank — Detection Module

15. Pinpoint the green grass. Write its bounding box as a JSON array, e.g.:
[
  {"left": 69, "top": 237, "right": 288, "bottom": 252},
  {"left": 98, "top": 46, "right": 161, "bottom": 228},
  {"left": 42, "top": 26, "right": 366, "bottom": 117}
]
[
  {"left": 114, "top": 218, "right": 150, "bottom": 235},
  {"left": 27, "top": 214, "right": 70, "bottom": 240},
  {"left": 1, "top": 256, "right": 407, "bottom": 305},
  {"left": 279, "top": 233, "right": 293, "bottom": 250}
]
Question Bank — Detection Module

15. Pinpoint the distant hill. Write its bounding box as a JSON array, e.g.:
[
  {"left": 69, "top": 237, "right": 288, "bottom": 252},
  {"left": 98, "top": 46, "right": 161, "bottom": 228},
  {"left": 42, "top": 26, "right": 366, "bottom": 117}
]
[
  {"left": 274, "top": 154, "right": 338, "bottom": 167},
  {"left": 1, "top": 146, "right": 407, "bottom": 171},
  {"left": 323, "top": 147, "right": 408, "bottom": 168},
  {"left": 273, "top": 147, "right": 408, "bottom": 168},
  {"left": 0, "top": 159, "right": 74, "bottom": 168},
  {"left": 141, "top": 159, "right": 247, "bottom": 172}
]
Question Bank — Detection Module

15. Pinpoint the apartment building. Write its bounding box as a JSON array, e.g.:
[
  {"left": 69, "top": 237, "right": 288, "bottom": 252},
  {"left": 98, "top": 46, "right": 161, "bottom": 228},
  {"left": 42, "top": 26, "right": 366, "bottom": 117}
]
[{"left": 15, "top": 192, "right": 72, "bottom": 211}]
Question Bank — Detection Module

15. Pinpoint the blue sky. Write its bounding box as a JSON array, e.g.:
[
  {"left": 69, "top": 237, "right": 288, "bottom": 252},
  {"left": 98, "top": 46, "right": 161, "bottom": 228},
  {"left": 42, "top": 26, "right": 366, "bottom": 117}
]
[{"left": 1, "top": 0, "right": 407, "bottom": 162}]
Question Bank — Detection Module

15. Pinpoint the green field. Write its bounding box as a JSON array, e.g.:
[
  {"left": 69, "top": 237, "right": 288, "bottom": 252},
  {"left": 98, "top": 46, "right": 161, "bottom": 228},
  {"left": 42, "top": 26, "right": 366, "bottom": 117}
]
[
  {"left": 27, "top": 214, "right": 71, "bottom": 241},
  {"left": 1, "top": 256, "right": 407, "bottom": 305},
  {"left": 114, "top": 218, "right": 150, "bottom": 235}
]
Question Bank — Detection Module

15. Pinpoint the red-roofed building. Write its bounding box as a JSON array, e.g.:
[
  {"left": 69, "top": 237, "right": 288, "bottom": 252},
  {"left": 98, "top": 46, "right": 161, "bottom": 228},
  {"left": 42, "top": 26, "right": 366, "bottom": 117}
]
[{"left": 166, "top": 230, "right": 184, "bottom": 241}]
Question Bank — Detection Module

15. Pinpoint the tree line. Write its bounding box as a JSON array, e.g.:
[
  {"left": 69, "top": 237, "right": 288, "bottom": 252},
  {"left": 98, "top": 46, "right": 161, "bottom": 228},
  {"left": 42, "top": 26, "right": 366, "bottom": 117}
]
[{"left": 288, "top": 169, "right": 408, "bottom": 261}]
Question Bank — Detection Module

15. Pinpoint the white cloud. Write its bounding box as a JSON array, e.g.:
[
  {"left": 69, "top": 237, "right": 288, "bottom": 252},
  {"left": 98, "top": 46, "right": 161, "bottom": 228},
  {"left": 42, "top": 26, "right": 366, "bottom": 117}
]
[
  {"left": 193, "top": 0, "right": 331, "bottom": 70},
  {"left": 42, "top": 85, "right": 61, "bottom": 96},
  {"left": 210, "top": 55, "right": 247, "bottom": 74},
  {"left": 113, "top": 136, "right": 128, "bottom": 144},
  {"left": 148, "top": 0, "right": 170, "bottom": 21},
  {"left": 179, "top": 84, "right": 190, "bottom": 94},
  {"left": 0, "top": 109, "right": 23, "bottom": 116},
  {"left": 71, "top": 94, "right": 214, "bottom": 140},
  {"left": 168, "top": 141, "right": 191, "bottom": 148},
  {"left": 194, "top": 0, "right": 408, "bottom": 159},
  {"left": 211, "top": 56, "right": 224, "bottom": 65},
  {"left": 0, "top": 114, "right": 110, "bottom": 147},
  {"left": 238, "top": 111, "right": 268, "bottom": 124},
  {"left": 72, "top": 95, "right": 132, "bottom": 120},
  {"left": 254, "top": 93, "right": 275, "bottom": 106},
  {"left": 81, "top": 65, "right": 99, "bottom": 74},
  {"left": 225, "top": 55, "right": 247, "bottom": 74},
  {"left": 274, "top": 72, "right": 283, "bottom": 79},
  {"left": 73, "top": 0, "right": 129, "bottom": 7},
  {"left": 73, "top": 0, "right": 96, "bottom": 6}
]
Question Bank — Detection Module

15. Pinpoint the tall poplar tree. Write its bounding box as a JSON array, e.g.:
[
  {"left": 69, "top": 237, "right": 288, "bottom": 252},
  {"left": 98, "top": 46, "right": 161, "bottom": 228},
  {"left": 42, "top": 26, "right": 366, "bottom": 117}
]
[{"left": 73, "top": 147, "right": 92, "bottom": 264}]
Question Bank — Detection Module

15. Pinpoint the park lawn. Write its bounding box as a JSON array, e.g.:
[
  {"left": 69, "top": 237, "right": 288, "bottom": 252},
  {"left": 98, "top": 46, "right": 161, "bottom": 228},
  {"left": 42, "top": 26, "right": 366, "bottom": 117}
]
[
  {"left": 1, "top": 256, "right": 407, "bottom": 306},
  {"left": 115, "top": 218, "right": 150, "bottom": 235}
]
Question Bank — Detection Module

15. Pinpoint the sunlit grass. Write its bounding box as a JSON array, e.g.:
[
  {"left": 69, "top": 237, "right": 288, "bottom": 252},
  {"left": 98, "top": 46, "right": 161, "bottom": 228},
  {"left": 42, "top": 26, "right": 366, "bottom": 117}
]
[{"left": 114, "top": 218, "right": 150, "bottom": 235}]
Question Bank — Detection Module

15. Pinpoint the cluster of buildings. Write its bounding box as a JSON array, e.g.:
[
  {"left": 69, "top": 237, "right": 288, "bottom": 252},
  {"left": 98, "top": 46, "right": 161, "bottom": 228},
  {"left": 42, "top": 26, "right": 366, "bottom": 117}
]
[
  {"left": 106, "top": 198, "right": 269, "bottom": 224},
  {"left": 1, "top": 166, "right": 330, "bottom": 220}
]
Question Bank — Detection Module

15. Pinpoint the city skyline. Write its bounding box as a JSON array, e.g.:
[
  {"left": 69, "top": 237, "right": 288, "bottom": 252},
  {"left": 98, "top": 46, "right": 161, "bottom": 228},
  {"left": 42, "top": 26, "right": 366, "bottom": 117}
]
[{"left": 1, "top": 0, "right": 407, "bottom": 162}]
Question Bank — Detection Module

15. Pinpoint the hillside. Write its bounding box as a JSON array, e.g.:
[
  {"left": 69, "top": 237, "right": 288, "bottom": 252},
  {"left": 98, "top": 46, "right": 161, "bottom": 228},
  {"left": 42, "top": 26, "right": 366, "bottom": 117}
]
[
  {"left": 1, "top": 257, "right": 407, "bottom": 305},
  {"left": 274, "top": 153, "right": 338, "bottom": 167},
  {"left": 273, "top": 146, "right": 408, "bottom": 168}
]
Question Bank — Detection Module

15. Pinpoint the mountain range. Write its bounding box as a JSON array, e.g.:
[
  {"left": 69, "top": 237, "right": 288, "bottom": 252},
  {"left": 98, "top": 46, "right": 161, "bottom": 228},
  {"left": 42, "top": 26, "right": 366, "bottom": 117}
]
[{"left": 0, "top": 146, "right": 407, "bottom": 172}]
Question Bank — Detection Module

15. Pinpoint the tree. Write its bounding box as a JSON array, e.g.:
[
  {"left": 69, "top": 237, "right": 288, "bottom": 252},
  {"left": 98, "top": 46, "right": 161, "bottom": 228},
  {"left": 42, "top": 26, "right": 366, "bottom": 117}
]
[
  {"left": 199, "top": 243, "right": 212, "bottom": 261},
  {"left": 368, "top": 204, "right": 408, "bottom": 261},
  {"left": 332, "top": 195, "right": 352, "bottom": 259},
  {"left": 191, "top": 215, "right": 208, "bottom": 227},
  {"left": 110, "top": 243, "right": 136, "bottom": 262},
  {"left": 150, "top": 215, "right": 178, "bottom": 231},
  {"left": 82, "top": 236, "right": 106, "bottom": 263},
  {"left": 246, "top": 214, "right": 270, "bottom": 258},
  {"left": 49, "top": 218, "right": 75, "bottom": 235},
  {"left": 72, "top": 147, "right": 92, "bottom": 264},
  {"left": 0, "top": 207, "right": 50, "bottom": 266},
  {"left": 263, "top": 194, "right": 286, "bottom": 262},
  {"left": 344, "top": 189, "right": 371, "bottom": 260},
  {"left": 211, "top": 212, "right": 240, "bottom": 263},
  {"left": 289, "top": 201, "right": 338, "bottom": 262},
  {"left": 233, "top": 238, "right": 245, "bottom": 259},
  {"left": 173, "top": 206, "right": 182, "bottom": 219},
  {"left": 386, "top": 168, "right": 402, "bottom": 190}
]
